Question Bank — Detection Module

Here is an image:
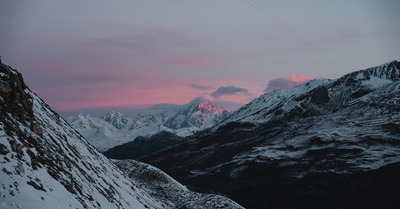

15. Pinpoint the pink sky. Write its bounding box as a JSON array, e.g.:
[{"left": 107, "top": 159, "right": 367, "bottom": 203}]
[{"left": 1, "top": 0, "right": 399, "bottom": 114}]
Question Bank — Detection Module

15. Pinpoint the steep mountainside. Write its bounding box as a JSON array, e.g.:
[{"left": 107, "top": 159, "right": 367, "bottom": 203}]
[
  {"left": 104, "top": 131, "right": 185, "bottom": 160},
  {"left": 67, "top": 98, "right": 231, "bottom": 151},
  {"left": 141, "top": 60, "right": 400, "bottom": 209},
  {"left": 0, "top": 63, "right": 242, "bottom": 209},
  {"left": 115, "top": 160, "right": 243, "bottom": 209}
]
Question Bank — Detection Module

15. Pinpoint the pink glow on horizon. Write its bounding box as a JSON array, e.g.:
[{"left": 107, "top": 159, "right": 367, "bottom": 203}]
[
  {"left": 290, "top": 73, "right": 313, "bottom": 83},
  {"left": 36, "top": 76, "right": 256, "bottom": 112},
  {"left": 264, "top": 73, "right": 315, "bottom": 92}
]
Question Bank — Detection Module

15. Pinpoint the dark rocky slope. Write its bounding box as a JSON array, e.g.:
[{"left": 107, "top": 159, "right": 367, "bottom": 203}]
[
  {"left": 104, "top": 131, "right": 185, "bottom": 159},
  {"left": 141, "top": 61, "right": 400, "bottom": 209}
]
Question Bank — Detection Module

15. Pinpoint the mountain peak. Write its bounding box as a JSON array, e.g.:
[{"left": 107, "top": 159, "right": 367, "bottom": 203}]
[
  {"left": 335, "top": 60, "right": 400, "bottom": 89},
  {"left": 103, "top": 110, "right": 123, "bottom": 118},
  {"left": 102, "top": 111, "right": 128, "bottom": 129},
  {"left": 198, "top": 100, "right": 225, "bottom": 114},
  {"left": 186, "top": 97, "right": 230, "bottom": 114},
  {"left": 358, "top": 60, "right": 399, "bottom": 79}
]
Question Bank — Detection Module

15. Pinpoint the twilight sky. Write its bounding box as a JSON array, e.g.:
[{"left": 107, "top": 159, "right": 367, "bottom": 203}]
[{"left": 1, "top": 0, "right": 399, "bottom": 115}]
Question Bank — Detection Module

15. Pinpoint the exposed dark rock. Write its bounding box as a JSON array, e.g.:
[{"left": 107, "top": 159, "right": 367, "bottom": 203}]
[
  {"left": 351, "top": 89, "right": 372, "bottom": 98},
  {"left": 30, "top": 123, "right": 43, "bottom": 136},
  {"left": 103, "top": 131, "right": 185, "bottom": 159},
  {"left": 27, "top": 180, "right": 46, "bottom": 192},
  {"left": 381, "top": 123, "right": 400, "bottom": 135},
  {"left": 310, "top": 86, "right": 330, "bottom": 104},
  {"left": 0, "top": 64, "right": 33, "bottom": 124}
]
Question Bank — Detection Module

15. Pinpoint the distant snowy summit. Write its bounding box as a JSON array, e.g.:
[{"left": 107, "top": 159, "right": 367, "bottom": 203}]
[{"left": 67, "top": 98, "right": 232, "bottom": 151}]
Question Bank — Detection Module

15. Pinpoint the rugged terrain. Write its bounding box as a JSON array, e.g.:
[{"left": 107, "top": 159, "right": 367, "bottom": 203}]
[
  {"left": 115, "top": 160, "right": 244, "bottom": 209},
  {"left": 0, "top": 63, "right": 242, "bottom": 208},
  {"left": 104, "top": 131, "right": 185, "bottom": 160},
  {"left": 67, "top": 98, "right": 231, "bottom": 151},
  {"left": 140, "top": 60, "right": 400, "bottom": 209}
]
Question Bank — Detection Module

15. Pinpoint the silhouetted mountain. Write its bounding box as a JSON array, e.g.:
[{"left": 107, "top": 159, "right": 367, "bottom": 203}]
[{"left": 104, "top": 131, "right": 185, "bottom": 160}]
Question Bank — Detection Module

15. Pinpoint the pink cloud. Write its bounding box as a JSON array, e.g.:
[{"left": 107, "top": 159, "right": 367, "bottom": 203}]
[
  {"left": 264, "top": 73, "right": 314, "bottom": 92},
  {"left": 289, "top": 73, "right": 313, "bottom": 83}
]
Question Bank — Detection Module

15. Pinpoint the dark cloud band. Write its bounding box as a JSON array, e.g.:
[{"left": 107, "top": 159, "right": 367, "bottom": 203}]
[{"left": 211, "top": 86, "right": 249, "bottom": 98}]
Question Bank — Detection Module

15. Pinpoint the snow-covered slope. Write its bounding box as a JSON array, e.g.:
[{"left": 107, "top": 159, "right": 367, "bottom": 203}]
[
  {"left": 67, "top": 98, "right": 231, "bottom": 151},
  {"left": 141, "top": 60, "right": 400, "bottom": 209},
  {"left": 0, "top": 63, "right": 242, "bottom": 209},
  {"left": 115, "top": 160, "right": 243, "bottom": 209},
  {"left": 219, "top": 60, "right": 400, "bottom": 175},
  {"left": 225, "top": 60, "right": 400, "bottom": 125}
]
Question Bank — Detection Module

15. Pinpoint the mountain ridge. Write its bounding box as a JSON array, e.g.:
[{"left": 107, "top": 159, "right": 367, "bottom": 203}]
[
  {"left": 67, "top": 98, "right": 232, "bottom": 151},
  {"left": 140, "top": 60, "right": 400, "bottom": 209}
]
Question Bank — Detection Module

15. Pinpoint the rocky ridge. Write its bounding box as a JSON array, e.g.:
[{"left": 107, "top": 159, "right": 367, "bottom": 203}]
[
  {"left": 141, "top": 60, "right": 400, "bottom": 209},
  {"left": 67, "top": 98, "right": 231, "bottom": 151}
]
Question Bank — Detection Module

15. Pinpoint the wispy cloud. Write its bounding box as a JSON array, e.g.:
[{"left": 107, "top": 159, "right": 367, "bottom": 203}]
[
  {"left": 189, "top": 84, "right": 211, "bottom": 91},
  {"left": 211, "top": 86, "right": 249, "bottom": 98},
  {"left": 264, "top": 73, "right": 314, "bottom": 92}
]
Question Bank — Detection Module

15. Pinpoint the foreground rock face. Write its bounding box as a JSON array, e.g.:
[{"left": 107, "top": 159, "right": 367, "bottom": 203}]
[
  {"left": 0, "top": 63, "right": 163, "bottom": 209},
  {"left": 0, "top": 63, "right": 242, "bottom": 208},
  {"left": 141, "top": 61, "right": 400, "bottom": 209}
]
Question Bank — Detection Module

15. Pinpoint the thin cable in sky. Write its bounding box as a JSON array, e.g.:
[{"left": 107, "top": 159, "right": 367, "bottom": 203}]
[{"left": 246, "top": 0, "right": 346, "bottom": 73}]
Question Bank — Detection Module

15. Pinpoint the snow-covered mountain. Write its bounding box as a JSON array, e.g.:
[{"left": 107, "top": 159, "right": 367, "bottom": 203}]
[
  {"left": 0, "top": 63, "right": 243, "bottom": 208},
  {"left": 67, "top": 97, "right": 231, "bottom": 151},
  {"left": 141, "top": 60, "right": 400, "bottom": 209}
]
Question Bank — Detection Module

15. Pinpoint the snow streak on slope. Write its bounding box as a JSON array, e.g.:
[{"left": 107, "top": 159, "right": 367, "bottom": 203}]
[{"left": 67, "top": 98, "right": 231, "bottom": 151}]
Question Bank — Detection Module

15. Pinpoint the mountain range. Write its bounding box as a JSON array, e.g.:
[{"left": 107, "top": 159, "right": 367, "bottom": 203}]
[
  {"left": 67, "top": 98, "right": 231, "bottom": 151},
  {"left": 2, "top": 59, "right": 400, "bottom": 209},
  {"left": 133, "top": 60, "right": 400, "bottom": 209},
  {"left": 0, "top": 62, "right": 243, "bottom": 208}
]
